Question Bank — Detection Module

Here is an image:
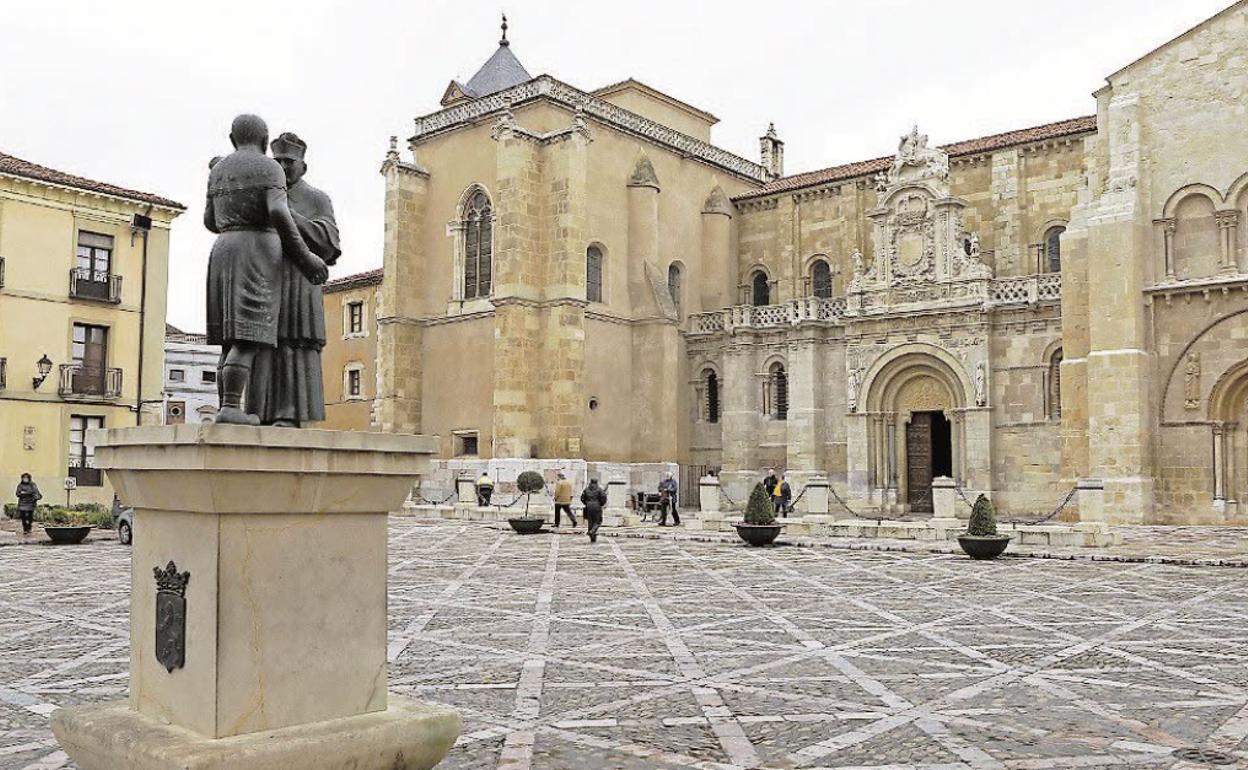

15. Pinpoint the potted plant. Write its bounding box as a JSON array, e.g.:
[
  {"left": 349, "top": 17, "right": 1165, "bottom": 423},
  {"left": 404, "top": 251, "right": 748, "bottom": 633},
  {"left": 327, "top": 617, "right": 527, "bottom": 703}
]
[
  {"left": 957, "top": 494, "right": 1011, "bottom": 559},
  {"left": 734, "top": 483, "right": 784, "bottom": 546},
  {"left": 41, "top": 507, "right": 98, "bottom": 545},
  {"left": 507, "top": 470, "right": 547, "bottom": 534}
]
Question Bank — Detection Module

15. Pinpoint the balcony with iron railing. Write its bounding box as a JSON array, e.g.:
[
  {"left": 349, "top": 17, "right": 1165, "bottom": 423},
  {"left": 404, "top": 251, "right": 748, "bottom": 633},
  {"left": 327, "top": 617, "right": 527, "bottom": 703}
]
[
  {"left": 69, "top": 267, "right": 122, "bottom": 304},
  {"left": 67, "top": 456, "right": 103, "bottom": 487},
  {"left": 58, "top": 363, "right": 122, "bottom": 400}
]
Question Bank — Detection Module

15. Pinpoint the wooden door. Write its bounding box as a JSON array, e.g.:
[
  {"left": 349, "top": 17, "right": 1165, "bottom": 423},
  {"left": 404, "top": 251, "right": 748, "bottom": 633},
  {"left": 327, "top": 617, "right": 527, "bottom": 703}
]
[{"left": 906, "top": 412, "right": 934, "bottom": 512}]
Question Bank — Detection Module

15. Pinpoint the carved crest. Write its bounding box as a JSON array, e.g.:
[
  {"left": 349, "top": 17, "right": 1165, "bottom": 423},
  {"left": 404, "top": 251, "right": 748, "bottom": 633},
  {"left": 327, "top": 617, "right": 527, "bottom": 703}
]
[{"left": 153, "top": 561, "right": 189, "bottom": 673}]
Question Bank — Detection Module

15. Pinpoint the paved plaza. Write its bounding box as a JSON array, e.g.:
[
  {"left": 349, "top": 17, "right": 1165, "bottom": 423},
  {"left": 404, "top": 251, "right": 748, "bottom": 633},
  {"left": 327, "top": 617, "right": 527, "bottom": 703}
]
[{"left": 1, "top": 520, "right": 1246, "bottom": 770}]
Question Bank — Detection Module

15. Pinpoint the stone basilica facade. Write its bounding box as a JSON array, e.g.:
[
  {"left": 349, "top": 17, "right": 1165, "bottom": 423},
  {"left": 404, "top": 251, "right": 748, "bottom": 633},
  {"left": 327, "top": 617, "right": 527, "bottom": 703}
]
[{"left": 360, "top": 3, "right": 1248, "bottom": 524}]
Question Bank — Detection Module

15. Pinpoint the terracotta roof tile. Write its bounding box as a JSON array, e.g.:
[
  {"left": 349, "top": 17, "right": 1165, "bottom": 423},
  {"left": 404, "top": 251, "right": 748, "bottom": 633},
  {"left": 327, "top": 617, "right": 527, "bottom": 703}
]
[
  {"left": 734, "top": 115, "right": 1096, "bottom": 202},
  {"left": 324, "top": 267, "right": 383, "bottom": 293},
  {"left": 0, "top": 151, "right": 185, "bottom": 210}
]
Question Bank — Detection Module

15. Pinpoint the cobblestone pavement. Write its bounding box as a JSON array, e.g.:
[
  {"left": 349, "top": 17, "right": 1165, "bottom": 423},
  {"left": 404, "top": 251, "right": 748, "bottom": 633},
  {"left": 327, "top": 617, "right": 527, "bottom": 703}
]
[{"left": 2, "top": 520, "right": 1247, "bottom": 770}]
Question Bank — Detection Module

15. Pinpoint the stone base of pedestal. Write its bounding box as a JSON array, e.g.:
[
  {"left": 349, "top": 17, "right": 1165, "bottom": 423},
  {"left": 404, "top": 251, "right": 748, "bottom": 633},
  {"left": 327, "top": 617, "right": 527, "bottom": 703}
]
[{"left": 52, "top": 694, "right": 460, "bottom": 770}]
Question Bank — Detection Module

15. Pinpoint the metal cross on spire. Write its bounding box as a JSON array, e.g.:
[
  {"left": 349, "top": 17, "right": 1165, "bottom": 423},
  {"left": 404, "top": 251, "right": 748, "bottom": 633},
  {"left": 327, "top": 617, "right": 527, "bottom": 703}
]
[{"left": 500, "top": 13, "right": 509, "bottom": 46}]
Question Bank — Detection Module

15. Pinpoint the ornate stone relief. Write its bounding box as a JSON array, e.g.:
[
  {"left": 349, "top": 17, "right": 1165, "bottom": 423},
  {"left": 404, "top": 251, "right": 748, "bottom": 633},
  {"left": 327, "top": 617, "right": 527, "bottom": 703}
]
[{"left": 846, "top": 125, "right": 993, "bottom": 314}]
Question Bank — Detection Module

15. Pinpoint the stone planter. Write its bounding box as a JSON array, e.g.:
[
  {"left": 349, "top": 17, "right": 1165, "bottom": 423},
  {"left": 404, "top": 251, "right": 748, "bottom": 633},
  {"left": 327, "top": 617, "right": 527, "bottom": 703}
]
[
  {"left": 734, "top": 523, "right": 783, "bottom": 547},
  {"left": 508, "top": 517, "right": 545, "bottom": 535},
  {"left": 43, "top": 525, "right": 94, "bottom": 545},
  {"left": 957, "top": 534, "right": 1011, "bottom": 560}
]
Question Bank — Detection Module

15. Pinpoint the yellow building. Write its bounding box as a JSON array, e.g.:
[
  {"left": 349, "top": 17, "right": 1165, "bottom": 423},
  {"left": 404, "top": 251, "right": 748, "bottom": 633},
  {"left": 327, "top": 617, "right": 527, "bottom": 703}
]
[
  {"left": 0, "top": 151, "right": 183, "bottom": 506},
  {"left": 320, "top": 268, "right": 381, "bottom": 431},
  {"left": 327, "top": 6, "right": 1248, "bottom": 524}
]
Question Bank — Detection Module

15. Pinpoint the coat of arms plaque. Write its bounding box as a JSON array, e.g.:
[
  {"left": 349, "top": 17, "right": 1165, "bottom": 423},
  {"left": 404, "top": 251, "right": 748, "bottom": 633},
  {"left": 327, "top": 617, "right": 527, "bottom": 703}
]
[{"left": 153, "top": 561, "right": 190, "bottom": 673}]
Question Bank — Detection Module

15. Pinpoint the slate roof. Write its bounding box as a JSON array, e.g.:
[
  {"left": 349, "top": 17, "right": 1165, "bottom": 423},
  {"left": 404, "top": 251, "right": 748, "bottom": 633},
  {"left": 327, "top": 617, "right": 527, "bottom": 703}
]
[
  {"left": 0, "top": 151, "right": 185, "bottom": 210},
  {"left": 462, "top": 43, "right": 532, "bottom": 99},
  {"left": 324, "top": 267, "right": 383, "bottom": 293},
  {"left": 734, "top": 115, "right": 1097, "bottom": 201}
]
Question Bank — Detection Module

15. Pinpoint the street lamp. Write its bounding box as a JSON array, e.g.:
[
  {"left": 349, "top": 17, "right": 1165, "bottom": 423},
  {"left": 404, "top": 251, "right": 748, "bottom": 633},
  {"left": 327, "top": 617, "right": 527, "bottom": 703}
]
[{"left": 33, "top": 354, "right": 53, "bottom": 389}]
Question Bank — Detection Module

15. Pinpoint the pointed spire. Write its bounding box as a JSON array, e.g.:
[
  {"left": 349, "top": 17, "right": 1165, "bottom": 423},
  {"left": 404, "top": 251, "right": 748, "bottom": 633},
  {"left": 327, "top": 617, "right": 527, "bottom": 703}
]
[{"left": 500, "top": 13, "right": 509, "bottom": 46}]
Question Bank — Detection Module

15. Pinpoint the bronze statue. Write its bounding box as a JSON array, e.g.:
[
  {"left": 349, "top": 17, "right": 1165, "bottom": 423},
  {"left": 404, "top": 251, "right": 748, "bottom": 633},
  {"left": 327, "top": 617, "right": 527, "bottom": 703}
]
[
  {"left": 204, "top": 115, "right": 328, "bottom": 426},
  {"left": 247, "top": 132, "right": 341, "bottom": 427}
]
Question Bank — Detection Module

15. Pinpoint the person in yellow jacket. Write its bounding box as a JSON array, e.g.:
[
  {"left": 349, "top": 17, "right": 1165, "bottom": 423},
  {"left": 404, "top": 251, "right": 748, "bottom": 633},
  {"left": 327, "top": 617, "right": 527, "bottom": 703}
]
[
  {"left": 553, "top": 472, "right": 577, "bottom": 527},
  {"left": 475, "top": 471, "right": 495, "bottom": 506}
]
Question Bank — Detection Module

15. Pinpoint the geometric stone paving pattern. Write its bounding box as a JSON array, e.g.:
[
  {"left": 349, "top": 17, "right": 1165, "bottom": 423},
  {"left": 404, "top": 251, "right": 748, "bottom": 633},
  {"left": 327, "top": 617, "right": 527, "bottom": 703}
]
[{"left": 0, "top": 519, "right": 1246, "bottom": 770}]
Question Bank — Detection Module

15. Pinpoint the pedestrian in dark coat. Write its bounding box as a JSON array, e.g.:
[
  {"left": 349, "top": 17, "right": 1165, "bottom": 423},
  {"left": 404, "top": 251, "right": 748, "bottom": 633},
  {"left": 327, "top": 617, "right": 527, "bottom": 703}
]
[
  {"left": 774, "top": 475, "right": 793, "bottom": 518},
  {"left": 580, "top": 478, "right": 607, "bottom": 543},
  {"left": 657, "top": 472, "right": 680, "bottom": 527},
  {"left": 763, "top": 468, "right": 779, "bottom": 497},
  {"left": 14, "top": 473, "right": 41, "bottom": 537}
]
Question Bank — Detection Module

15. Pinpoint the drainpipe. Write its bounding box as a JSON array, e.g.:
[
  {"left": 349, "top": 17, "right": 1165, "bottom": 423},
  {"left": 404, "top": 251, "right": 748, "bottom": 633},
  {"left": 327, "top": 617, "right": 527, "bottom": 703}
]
[{"left": 132, "top": 208, "right": 153, "bottom": 426}]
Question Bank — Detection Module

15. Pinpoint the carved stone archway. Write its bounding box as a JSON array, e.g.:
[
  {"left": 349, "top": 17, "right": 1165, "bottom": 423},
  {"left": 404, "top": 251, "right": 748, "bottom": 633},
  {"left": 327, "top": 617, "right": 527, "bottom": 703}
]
[
  {"left": 849, "top": 345, "right": 986, "bottom": 513},
  {"left": 1208, "top": 359, "right": 1248, "bottom": 515}
]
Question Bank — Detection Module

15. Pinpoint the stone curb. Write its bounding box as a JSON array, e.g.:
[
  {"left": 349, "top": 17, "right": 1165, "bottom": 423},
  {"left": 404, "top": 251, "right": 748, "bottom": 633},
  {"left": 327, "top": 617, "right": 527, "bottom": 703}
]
[{"left": 588, "top": 528, "right": 1248, "bottom": 568}]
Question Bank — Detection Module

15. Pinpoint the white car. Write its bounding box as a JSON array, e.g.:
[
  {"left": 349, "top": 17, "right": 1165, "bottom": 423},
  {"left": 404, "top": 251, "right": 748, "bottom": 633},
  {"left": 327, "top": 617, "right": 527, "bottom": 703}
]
[{"left": 111, "top": 498, "right": 134, "bottom": 546}]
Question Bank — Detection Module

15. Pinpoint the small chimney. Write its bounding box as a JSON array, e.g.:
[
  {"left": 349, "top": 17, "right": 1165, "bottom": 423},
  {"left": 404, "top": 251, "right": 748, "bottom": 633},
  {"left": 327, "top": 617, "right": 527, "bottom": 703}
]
[{"left": 760, "top": 123, "right": 784, "bottom": 179}]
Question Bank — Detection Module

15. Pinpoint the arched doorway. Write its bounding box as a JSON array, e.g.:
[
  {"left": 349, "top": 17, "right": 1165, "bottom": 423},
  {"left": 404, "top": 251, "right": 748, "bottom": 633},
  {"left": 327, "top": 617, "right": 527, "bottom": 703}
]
[
  {"left": 853, "top": 345, "right": 980, "bottom": 514},
  {"left": 1208, "top": 360, "right": 1248, "bottom": 515}
]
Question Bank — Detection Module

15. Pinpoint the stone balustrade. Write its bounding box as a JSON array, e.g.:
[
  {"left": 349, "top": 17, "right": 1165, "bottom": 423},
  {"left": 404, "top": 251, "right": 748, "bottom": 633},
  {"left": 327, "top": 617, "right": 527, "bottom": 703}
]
[{"left": 689, "top": 274, "right": 1060, "bottom": 336}]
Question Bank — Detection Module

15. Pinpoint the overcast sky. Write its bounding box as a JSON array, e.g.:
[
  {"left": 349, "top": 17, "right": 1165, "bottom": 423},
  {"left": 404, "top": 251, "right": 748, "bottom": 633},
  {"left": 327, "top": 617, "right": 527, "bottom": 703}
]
[{"left": 1, "top": 0, "right": 1232, "bottom": 331}]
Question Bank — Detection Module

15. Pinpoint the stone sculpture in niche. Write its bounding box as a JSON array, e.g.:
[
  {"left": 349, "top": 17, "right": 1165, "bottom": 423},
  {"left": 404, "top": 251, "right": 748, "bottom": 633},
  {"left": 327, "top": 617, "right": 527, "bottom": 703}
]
[{"left": 1184, "top": 352, "right": 1201, "bottom": 410}]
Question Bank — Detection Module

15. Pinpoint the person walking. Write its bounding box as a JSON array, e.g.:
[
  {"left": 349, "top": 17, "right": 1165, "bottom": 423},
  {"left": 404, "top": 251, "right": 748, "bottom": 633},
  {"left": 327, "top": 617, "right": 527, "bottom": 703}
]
[
  {"left": 476, "top": 471, "right": 495, "bottom": 506},
  {"left": 657, "top": 472, "right": 680, "bottom": 527},
  {"left": 763, "top": 467, "right": 779, "bottom": 498},
  {"left": 14, "top": 473, "right": 41, "bottom": 538},
  {"left": 580, "top": 478, "right": 607, "bottom": 543},
  {"left": 553, "top": 472, "right": 577, "bottom": 528},
  {"left": 774, "top": 474, "right": 793, "bottom": 518}
]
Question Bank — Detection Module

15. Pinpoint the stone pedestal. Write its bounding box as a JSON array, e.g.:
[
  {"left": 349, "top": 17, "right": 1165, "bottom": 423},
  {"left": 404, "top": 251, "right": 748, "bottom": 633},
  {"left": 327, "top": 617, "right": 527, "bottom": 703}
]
[
  {"left": 456, "top": 475, "right": 476, "bottom": 504},
  {"left": 803, "top": 476, "right": 830, "bottom": 515},
  {"left": 606, "top": 478, "right": 628, "bottom": 509},
  {"left": 931, "top": 475, "right": 958, "bottom": 520},
  {"left": 51, "top": 425, "right": 461, "bottom": 770},
  {"left": 699, "top": 475, "right": 720, "bottom": 513},
  {"left": 1077, "top": 477, "right": 1105, "bottom": 523}
]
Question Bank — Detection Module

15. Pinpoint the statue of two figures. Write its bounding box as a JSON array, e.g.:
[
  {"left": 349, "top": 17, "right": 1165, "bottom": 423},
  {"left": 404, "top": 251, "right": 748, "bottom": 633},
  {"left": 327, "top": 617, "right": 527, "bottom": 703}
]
[{"left": 205, "top": 114, "right": 341, "bottom": 427}]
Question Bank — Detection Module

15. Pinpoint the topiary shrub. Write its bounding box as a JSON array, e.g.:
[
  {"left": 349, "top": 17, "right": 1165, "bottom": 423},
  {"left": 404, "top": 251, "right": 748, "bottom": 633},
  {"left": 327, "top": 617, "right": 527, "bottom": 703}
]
[
  {"left": 743, "top": 483, "right": 776, "bottom": 525},
  {"left": 516, "top": 471, "right": 545, "bottom": 518},
  {"left": 967, "top": 494, "right": 998, "bottom": 536}
]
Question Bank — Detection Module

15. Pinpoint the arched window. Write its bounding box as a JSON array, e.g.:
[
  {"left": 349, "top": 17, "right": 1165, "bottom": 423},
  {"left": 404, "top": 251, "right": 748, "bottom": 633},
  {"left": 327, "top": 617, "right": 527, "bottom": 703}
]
[
  {"left": 667, "top": 262, "right": 682, "bottom": 314},
  {"left": 586, "top": 245, "right": 603, "bottom": 303},
  {"left": 751, "top": 270, "right": 770, "bottom": 306},
  {"left": 705, "top": 369, "right": 719, "bottom": 423},
  {"left": 811, "top": 259, "right": 832, "bottom": 298},
  {"left": 463, "top": 190, "right": 492, "bottom": 299},
  {"left": 1047, "top": 349, "right": 1063, "bottom": 420},
  {"left": 768, "top": 362, "right": 788, "bottom": 421},
  {"left": 1045, "top": 226, "right": 1065, "bottom": 274}
]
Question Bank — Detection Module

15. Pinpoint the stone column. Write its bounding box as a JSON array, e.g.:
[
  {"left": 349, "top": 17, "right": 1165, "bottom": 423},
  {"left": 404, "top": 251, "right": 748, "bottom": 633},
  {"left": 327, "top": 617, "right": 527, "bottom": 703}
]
[
  {"left": 885, "top": 413, "right": 899, "bottom": 504},
  {"left": 1154, "top": 218, "right": 1177, "bottom": 280},
  {"left": 720, "top": 343, "right": 758, "bottom": 494},
  {"left": 962, "top": 408, "right": 993, "bottom": 495},
  {"left": 1216, "top": 210, "right": 1240, "bottom": 274},
  {"left": 1213, "top": 423, "right": 1226, "bottom": 501},
  {"left": 375, "top": 148, "right": 429, "bottom": 436},
  {"left": 701, "top": 187, "right": 734, "bottom": 312},
  {"left": 52, "top": 425, "right": 460, "bottom": 769}
]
